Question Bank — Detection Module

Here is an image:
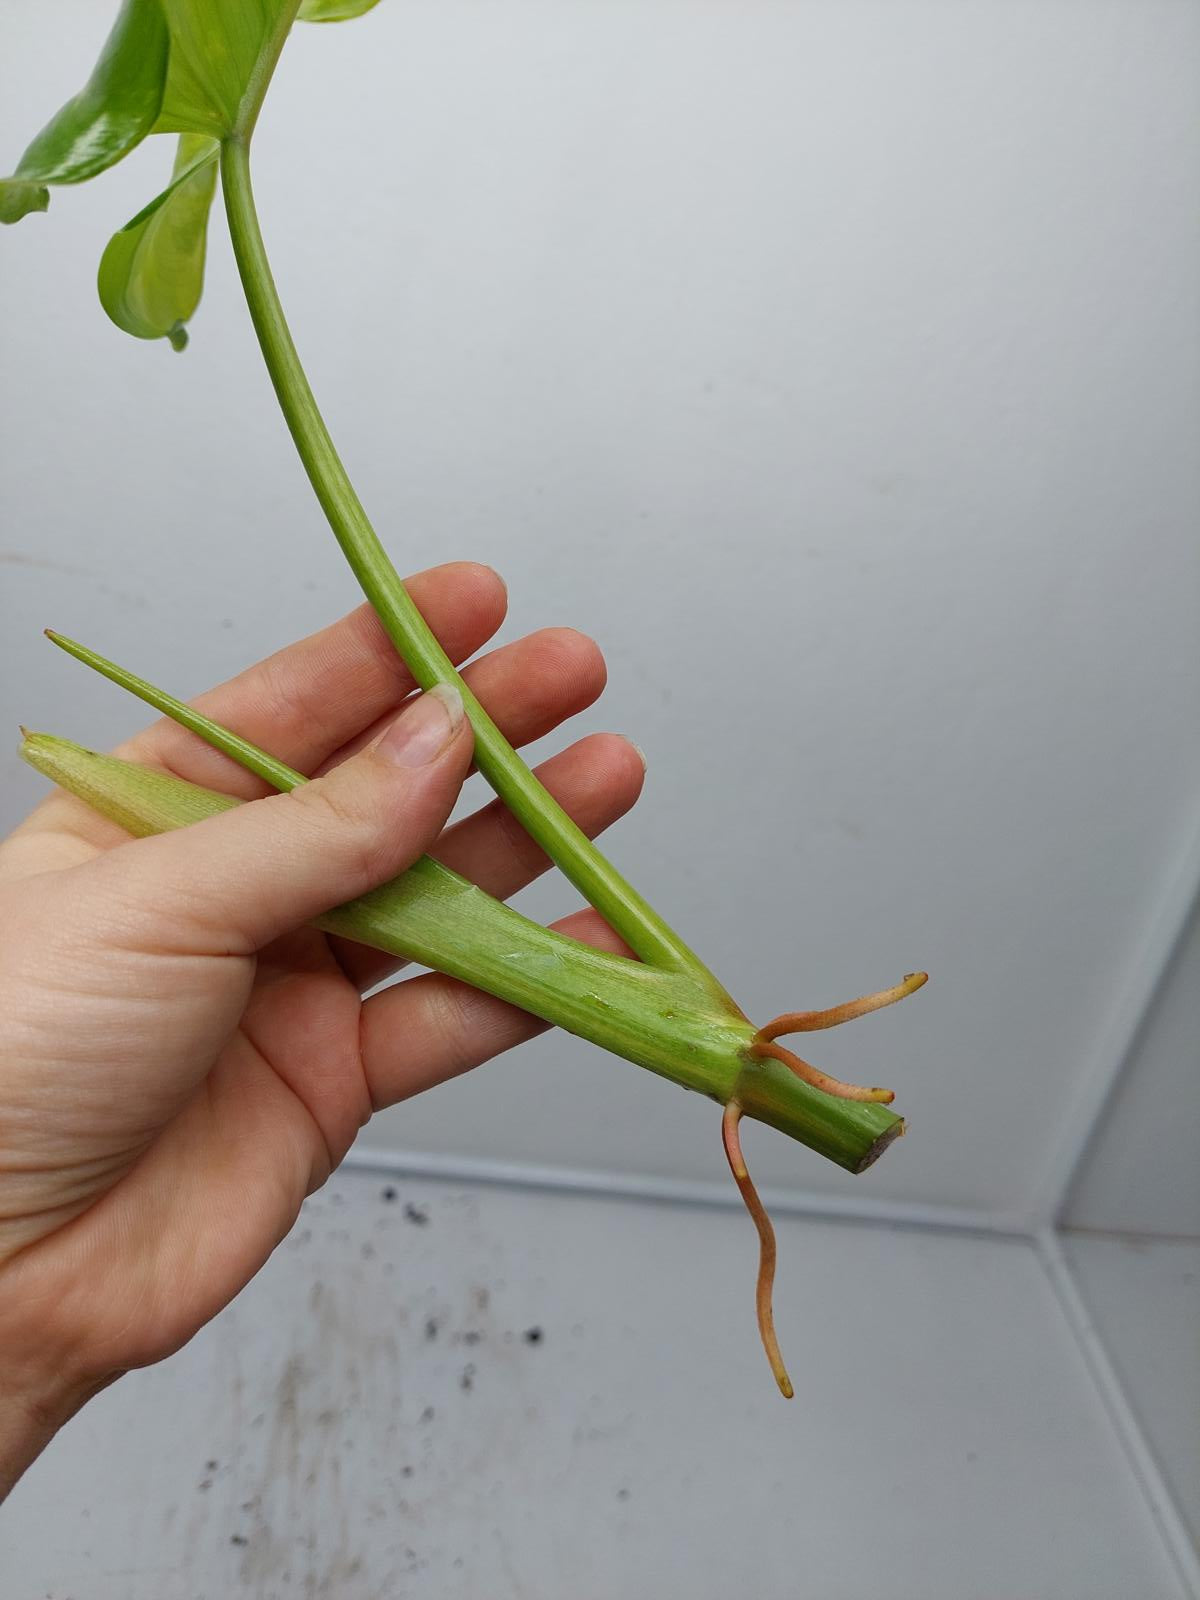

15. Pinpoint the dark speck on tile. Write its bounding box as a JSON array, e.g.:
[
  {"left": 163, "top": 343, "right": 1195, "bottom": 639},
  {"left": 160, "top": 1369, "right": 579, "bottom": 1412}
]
[
  {"left": 230, "top": 1533, "right": 249, "bottom": 1547},
  {"left": 523, "top": 1326, "right": 544, "bottom": 1346},
  {"left": 381, "top": 1186, "right": 398, "bottom": 1202},
  {"left": 403, "top": 1202, "right": 429, "bottom": 1226},
  {"left": 460, "top": 1364, "right": 476, "bottom": 1392}
]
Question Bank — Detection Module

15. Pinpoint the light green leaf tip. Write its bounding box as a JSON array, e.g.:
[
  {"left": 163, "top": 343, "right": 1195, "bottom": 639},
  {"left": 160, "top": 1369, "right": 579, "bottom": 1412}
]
[
  {"left": 20, "top": 730, "right": 241, "bottom": 836},
  {"left": 298, "top": 0, "right": 384, "bottom": 19},
  {"left": 0, "top": 180, "right": 50, "bottom": 225},
  {"left": 98, "top": 134, "right": 219, "bottom": 348}
]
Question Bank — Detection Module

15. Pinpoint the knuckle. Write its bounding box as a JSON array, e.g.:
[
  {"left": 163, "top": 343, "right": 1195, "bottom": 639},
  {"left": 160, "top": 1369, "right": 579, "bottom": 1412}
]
[
  {"left": 422, "top": 980, "right": 479, "bottom": 1085},
  {"left": 254, "top": 650, "right": 305, "bottom": 733},
  {"left": 286, "top": 780, "right": 390, "bottom": 885},
  {"left": 493, "top": 800, "right": 550, "bottom": 881}
]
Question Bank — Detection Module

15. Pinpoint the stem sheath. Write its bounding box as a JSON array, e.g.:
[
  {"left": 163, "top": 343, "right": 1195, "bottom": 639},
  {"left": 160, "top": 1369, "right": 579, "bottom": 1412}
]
[{"left": 19, "top": 727, "right": 904, "bottom": 1175}]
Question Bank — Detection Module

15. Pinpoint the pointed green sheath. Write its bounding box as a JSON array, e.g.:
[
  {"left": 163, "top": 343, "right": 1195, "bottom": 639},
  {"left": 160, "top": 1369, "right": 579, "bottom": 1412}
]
[{"left": 19, "top": 729, "right": 904, "bottom": 1176}]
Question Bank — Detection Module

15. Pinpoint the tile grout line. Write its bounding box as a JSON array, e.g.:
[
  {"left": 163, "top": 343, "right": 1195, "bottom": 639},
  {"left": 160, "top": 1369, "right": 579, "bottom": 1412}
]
[
  {"left": 339, "top": 1150, "right": 1195, "bottom": 1585},
  {"left": 1034, "top": 1227, "right": 1200, "bottom": 1600},
  {"left": 341, "top": 1141, "right": 1030, "bottom": 1236},
  {"left": 1022, "top": 811, "right": 1200, "bottom": 1231},
  {"left": 1061, "top": 1224, "right": 1200, "bottom": 1248}
]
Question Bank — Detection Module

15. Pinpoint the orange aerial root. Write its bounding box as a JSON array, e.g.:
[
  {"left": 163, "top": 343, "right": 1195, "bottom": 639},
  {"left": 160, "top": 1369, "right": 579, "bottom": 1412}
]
[
  {"left": 749, "top": 1038, "right": 896, "bottom": 1104},
  {"left": 757, "top": 971, "right": 928, "bottom": 1041},
  {"left": 750, "top": 971, "right": 928, "bottom": 1104},
  {"left": 722, "top": 1100, "right": 794, "bottom": 1400},
  {"left": 725, "top": 974, "right": 926, "bottom": 1392}
]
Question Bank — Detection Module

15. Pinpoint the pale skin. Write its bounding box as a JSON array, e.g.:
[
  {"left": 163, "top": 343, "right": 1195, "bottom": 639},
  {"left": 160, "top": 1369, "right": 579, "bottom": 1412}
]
[{"left": 0, "top": 561, "right": 646, "bottom": 1499}]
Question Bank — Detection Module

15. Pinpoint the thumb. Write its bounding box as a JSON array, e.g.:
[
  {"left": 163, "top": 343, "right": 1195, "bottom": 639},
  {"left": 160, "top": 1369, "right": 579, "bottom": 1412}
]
[{"left": 108, "top": 684, "right": 472, "bottom": 955}]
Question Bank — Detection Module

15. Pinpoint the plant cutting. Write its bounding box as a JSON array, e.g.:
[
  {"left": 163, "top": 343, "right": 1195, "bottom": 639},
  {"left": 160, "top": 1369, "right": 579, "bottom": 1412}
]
[{"left": 3, "top": 0, "right": 926, "bottom": 1397}]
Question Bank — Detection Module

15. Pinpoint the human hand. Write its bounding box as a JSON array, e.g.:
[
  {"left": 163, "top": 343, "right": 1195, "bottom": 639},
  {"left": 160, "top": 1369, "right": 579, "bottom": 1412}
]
[{"left": 0, "top": 562, "right": 644, "bottom": 1495}]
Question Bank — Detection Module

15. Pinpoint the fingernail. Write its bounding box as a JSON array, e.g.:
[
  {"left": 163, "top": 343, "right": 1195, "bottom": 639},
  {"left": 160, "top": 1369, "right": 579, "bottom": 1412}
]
[
  {"left": 628, "top": 739, "right": 648, "bottom": 771},
  {"left": 377, "top": 684, "right": 464, "bottom": 767}
]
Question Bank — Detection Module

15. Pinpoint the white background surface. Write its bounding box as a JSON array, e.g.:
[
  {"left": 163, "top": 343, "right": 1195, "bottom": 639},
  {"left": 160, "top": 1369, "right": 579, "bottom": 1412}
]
[
  {"left": 1061, "top": 1230, "right": 1200, "bottom": 1553},
  {"left": 2, "top": 0, "right": 1197, "bottom": 1215},
  {"left": 0, "top": 4, "right": 1196, "bottom": 1592},
  {"left": 5, "top": 1172, "right": 1186, "bottom": 1600},
  {"left": 1065, "top": 897, "right": 1200, "bottom": 1237}
]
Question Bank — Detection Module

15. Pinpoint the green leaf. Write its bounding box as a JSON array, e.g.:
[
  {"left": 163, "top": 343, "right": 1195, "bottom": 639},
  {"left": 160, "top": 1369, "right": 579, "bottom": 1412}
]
[
  {"left": 298, "top": 0, "right": 384, "bottom": 20},
  {"left": 8, "top": 0, "right": 169, "bottom": 195},
  {"left": 3, "top": 0, "right": 297, "bottom": 226},
  {"left": 152, "top": 0, "right": 299, "bottom": 138},
  {"left": 98, "top": 134, "right": 219, "bottom": 349}
]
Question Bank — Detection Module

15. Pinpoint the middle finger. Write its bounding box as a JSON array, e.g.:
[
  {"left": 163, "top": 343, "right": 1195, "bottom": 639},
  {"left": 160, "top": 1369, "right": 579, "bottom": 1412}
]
[{"left": 331, "top": 730, "right": 646, "bottom": 991}]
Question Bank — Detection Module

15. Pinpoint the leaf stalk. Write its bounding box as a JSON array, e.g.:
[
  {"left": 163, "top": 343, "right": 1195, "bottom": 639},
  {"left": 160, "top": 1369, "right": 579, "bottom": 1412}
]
[{"left": 217, "top": 136, "right": 721, "bottom": 993}]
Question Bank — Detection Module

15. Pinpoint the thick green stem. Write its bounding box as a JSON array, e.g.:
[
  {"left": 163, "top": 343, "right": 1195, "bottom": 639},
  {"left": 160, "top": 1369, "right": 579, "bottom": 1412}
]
[
  {"left": 218, "top": 136, "right": 721, "bottom": 995},
  {"left": 20, "top": 726, "right": 903, "bottom": 1176}
]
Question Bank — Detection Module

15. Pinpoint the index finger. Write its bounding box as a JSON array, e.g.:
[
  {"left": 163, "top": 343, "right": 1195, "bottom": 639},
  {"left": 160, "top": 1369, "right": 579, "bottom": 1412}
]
[
  {"left": 3, "top": 562, "right": 506, "bottom": 873},
  {"left": 119, "top": 560, "right": 507, "bottom": 795}
]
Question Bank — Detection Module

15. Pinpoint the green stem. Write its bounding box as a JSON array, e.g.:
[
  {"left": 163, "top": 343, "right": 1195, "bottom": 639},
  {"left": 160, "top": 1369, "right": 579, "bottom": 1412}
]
[{"left": 218, "top": 136, "right": 721, "bottom": 995}]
